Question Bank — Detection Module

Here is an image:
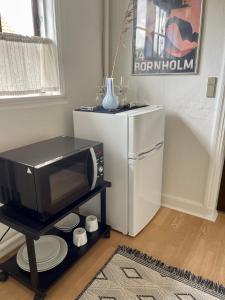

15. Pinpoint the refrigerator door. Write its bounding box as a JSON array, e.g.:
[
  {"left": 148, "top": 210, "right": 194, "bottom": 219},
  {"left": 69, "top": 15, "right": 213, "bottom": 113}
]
[
  {"left": 128, "top": 143, "right": 164, "bottom": 236},
  {"left": 128, "top": 108, "right": 165, "bottom": 159}
]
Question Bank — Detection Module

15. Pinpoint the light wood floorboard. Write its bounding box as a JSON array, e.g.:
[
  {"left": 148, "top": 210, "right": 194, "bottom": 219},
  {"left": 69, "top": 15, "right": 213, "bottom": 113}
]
[{"left": 1, "top": 207, "right": 225, "bottom": 300}]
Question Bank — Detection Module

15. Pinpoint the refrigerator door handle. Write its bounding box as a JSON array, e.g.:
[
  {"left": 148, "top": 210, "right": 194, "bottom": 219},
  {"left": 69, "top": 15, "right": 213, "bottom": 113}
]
[
  {"left": 138, "top": 155, "right": 146, "bottom": 160},
  {"left": 137, "top": 142, "right": 164, "bottom": 159},
  {"left": 137, "top": 148, "right": 155, "bottom": 158},
  {"left": 155, "top": 142, "right": 164, "bottom": 150}
]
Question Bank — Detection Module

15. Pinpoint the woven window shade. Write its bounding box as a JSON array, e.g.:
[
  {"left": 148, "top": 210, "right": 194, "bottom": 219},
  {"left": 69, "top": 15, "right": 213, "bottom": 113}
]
[{"left": 0, "top": 33, "right": 60, "bottom": 96}]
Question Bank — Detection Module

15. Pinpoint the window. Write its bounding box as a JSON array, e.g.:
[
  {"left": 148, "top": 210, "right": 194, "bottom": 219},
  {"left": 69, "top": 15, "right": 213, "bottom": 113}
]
[
  {"left": 0, "top": 0, "right": 61, "bottom": 98},
  {"left": 152, "top": 6, "right": 167, "bottom": 58},
  {"left": 135, "top": 0, "right": 167, "bottom": 60},
  {"left": 0, "top": 0, "right": 37, "bottom": 36}
]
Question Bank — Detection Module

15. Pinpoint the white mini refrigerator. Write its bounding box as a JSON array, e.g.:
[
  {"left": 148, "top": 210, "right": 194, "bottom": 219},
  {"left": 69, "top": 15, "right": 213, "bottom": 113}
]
[{"left": 73, "top": 106, "right": 165, "bottom": 236}]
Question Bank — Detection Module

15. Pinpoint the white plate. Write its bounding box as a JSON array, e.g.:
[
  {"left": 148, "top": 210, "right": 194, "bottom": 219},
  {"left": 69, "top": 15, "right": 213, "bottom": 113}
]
[
  {"left": 22, "top": 236, "right": 60, "bottom": 264},
  {"left": 54, "top": 213, "right": 80, "bottom": 230},
  {"left": 17, "top": 236, "right": 68, "bottom": 272}
]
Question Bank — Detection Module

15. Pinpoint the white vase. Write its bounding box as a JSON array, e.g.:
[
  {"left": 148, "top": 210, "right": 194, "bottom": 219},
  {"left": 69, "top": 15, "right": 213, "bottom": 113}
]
[{"left": 102, "top": 78, "right": 119, "bottom": 110}]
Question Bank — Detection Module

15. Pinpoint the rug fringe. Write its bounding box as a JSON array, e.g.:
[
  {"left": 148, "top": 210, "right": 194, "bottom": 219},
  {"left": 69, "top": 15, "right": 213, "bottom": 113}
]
[{"left": 116, "top": 245, "right": 225, "bottom": 298}]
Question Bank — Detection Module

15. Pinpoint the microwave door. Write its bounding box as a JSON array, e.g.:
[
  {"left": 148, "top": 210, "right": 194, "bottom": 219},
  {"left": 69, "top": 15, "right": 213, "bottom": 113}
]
[{"left": 35, "top": 149, "right": 93, "bottom": 218}]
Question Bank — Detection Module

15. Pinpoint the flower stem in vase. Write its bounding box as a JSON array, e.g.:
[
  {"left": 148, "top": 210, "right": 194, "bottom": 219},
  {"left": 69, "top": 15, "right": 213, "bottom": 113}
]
[{"left": 111, "top": 0, "right": 134, "bottom": 78}]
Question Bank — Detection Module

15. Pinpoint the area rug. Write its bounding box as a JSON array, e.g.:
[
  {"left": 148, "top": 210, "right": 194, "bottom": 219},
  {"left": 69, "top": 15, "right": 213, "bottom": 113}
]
[{"left": 77, "top": 245, "right": 225, "bottom": 300}]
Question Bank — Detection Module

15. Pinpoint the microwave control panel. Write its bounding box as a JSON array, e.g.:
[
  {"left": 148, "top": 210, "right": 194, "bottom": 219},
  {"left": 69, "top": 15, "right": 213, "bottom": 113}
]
[{"left": 93, "top": 143, "right": 104, "bottom": 184}]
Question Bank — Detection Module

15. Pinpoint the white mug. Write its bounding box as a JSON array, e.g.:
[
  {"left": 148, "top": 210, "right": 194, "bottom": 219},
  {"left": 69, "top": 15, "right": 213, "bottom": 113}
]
[
  {"left": 73, "top": 228, "right": 87, "bottom": 247},
  {"left": 85, "top": 215, "right": 98, "bottom": 233}
]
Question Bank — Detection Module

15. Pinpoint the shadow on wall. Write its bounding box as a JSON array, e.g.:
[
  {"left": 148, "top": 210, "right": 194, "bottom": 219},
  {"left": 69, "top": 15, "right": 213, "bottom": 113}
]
[{"left": 162, "top": 112, "right": 210, "bottom": 205}]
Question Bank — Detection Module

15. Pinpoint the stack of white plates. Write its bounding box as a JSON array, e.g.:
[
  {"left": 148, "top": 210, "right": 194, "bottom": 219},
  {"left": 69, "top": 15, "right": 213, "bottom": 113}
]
[
  {"left": 54, "top": 213, "right": 80, "bottom": 232},
  {"left": 17, "top": 235, "right": 68, "bottom": 272}
]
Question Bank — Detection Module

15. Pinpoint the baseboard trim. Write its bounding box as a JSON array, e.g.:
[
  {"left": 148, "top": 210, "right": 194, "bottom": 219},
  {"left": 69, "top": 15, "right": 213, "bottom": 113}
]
[
  {"left": 162, "top": 193, "right": 218, "bottom": 222},
  {"left": 0, "top": 233, "right": 24, "bottom": 259}
]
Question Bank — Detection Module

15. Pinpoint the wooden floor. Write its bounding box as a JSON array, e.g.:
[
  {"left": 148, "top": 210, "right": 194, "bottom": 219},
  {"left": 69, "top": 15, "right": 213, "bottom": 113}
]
[{"left": 1, "top": 207, "right": 225, "bottom": 300}]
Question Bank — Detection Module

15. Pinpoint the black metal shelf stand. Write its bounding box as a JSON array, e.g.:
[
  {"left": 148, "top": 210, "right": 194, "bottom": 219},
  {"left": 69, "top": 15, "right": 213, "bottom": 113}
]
[{"left": 0, "top": 181, "right": 111, "bottom": 300}]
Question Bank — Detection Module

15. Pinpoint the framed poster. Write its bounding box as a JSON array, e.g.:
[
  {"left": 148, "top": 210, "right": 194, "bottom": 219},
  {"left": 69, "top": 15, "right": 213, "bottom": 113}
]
[{"left": 132, "top": 0, "right": 204, "bottom": 75}]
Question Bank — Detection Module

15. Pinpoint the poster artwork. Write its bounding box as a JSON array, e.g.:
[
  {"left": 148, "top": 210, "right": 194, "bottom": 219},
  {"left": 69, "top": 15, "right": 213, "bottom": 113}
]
[{"left": 133, "top": 0, "right": 203, "bottom": 75}]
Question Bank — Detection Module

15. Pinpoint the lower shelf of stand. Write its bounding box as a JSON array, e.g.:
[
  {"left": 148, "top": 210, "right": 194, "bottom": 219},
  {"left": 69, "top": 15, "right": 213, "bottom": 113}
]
[{"left": 1, "top": 215, "right": 109, "bottom": 293}]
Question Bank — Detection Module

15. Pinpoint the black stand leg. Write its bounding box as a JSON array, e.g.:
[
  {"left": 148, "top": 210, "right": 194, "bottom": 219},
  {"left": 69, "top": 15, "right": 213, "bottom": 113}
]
[
  {"left": 100, "top": 189, "right": 106, "bottom": 226},
  {"left": 100, "top": 189, "right": 111, "bottom": 238},
  {"left": 26, "top": 236, "right": 45, "bottom": 300},
  {"left": 104, "top": 226, "right": 111, "bottom": 238},
  {"left": 26, "top": 236, "right": 39, "bottom": 291},
  {"left": 33, "top": 294, "right": 45, "bottom": 300},
  {"left": 0, "top": 268, "right": 8, "bottom": 282}
]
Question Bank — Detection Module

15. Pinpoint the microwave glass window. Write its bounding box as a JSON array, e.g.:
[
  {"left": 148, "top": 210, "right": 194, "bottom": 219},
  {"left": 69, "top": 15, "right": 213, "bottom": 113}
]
[{"left": 50, "top": 162, "right": 89, "bottom": 204}]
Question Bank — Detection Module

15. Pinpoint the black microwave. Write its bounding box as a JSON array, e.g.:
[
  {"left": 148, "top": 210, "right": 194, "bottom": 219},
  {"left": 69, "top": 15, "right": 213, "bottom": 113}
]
[{"left": 0, "top": 136, "right": 104, "bottom": 221}]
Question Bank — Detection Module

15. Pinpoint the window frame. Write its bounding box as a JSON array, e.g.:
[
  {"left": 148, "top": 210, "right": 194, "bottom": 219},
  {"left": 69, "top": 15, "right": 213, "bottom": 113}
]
[
  {"left": 32, "top": 0, "right": 41, "bottom": 36},
  {"left": 0, "top": 0, "right": 64, "bottom": 103}
]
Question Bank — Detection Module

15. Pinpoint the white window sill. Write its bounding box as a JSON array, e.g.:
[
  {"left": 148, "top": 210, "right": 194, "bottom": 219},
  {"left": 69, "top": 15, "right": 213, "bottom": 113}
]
[{"left": 0, "top": 92, "right": 67, "bottom": 107}]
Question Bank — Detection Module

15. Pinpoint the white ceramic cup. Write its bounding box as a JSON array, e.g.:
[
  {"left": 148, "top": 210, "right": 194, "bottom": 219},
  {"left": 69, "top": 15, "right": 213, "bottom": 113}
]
[
  {"left": 85, "top": 215, "right": 99, "bottom": 233},
  {"left": 73, "top": 228, "right": 87, "bottom": 247}
]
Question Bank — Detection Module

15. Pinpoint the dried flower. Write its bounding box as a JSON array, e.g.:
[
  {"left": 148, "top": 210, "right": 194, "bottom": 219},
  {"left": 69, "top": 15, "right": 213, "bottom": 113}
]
[{"left": 111, "top": 0, "right": 135, "bottom": 78}]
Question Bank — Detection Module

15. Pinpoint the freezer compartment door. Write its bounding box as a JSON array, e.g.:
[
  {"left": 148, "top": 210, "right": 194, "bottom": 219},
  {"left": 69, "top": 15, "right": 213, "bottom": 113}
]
[
  {"left": 129, "top": 108, "right": 165, "bottom": 159},
  {"left": 129, "top": 144, "right": 163, "bottom": 236}
]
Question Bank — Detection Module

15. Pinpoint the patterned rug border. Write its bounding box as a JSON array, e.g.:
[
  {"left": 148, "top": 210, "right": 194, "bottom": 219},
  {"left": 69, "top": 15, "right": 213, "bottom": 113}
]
[{"left": 76, "top": 245, "right": 225, "bottom": 300}]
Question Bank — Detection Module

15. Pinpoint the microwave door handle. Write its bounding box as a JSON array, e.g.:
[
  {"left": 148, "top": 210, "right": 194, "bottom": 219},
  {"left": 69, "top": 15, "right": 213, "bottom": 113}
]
[{"left": 90, "top": 147, "right": 98, "bottom": 190}]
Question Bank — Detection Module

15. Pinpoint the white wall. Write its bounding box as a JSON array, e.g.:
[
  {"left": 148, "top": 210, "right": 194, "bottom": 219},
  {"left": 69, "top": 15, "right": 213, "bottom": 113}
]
[
  {"left": 109, "top": 0, "right": 225, "bottom": 220},
  {"left": 0, "top": 0, "right": 103, "bottom": 257}
]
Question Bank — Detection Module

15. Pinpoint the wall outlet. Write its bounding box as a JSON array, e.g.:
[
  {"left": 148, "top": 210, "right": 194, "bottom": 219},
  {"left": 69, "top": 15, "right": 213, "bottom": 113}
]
[{"left": 207, "top": 77, "right": 217, "bottom": 98}]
